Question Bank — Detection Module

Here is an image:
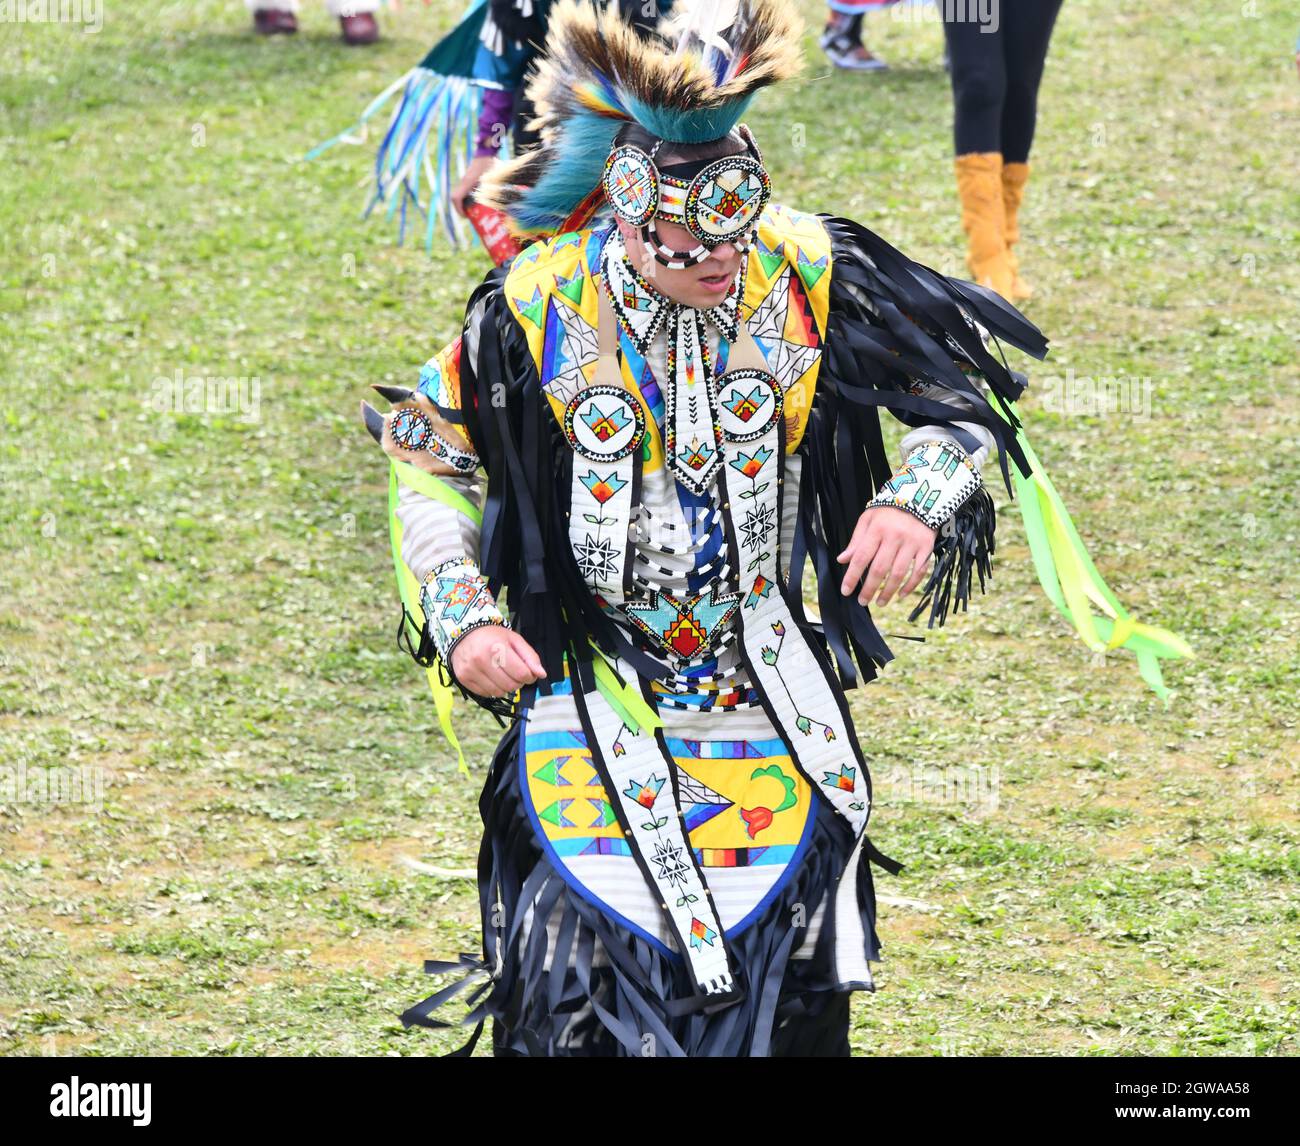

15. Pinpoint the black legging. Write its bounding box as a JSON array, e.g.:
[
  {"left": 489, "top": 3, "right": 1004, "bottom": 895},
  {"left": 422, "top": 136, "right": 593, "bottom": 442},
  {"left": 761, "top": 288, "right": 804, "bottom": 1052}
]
[{"left": 943, "top": 0, "right": 1065, "bottom": 163}]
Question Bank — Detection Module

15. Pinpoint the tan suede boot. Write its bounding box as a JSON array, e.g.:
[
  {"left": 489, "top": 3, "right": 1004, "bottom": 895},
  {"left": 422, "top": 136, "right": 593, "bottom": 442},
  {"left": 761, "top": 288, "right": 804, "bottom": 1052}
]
[
  {"left": 954, "top": 152, "right": 1014, "bottom": 300},
  {"left": 1002, "top": 161, "right": 1032, "bottom": 301}
]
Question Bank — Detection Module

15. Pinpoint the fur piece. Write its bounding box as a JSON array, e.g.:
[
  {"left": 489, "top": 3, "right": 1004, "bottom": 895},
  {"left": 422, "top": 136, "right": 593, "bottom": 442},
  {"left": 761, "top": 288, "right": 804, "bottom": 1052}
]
[{"left": 476, "top": 0, "right": 805, "bottom": 237}]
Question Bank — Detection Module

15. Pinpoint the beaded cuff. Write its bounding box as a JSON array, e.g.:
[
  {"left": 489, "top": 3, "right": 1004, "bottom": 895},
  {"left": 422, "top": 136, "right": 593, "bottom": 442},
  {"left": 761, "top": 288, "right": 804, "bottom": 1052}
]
[
  {"left": 419, "top": 557, "right": 506, "bottom": 664},
  {"left": 867, "top": 438, "right": 982, "bottom": 532}
]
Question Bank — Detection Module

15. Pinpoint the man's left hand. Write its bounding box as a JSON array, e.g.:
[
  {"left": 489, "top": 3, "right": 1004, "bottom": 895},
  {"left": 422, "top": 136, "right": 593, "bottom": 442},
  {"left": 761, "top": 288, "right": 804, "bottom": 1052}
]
[
  {"left": 452, "top": 154, "right": 499, "bottom": 218},
  {"left": 836, "top": 505, "right": 937, "bottom": 607}
]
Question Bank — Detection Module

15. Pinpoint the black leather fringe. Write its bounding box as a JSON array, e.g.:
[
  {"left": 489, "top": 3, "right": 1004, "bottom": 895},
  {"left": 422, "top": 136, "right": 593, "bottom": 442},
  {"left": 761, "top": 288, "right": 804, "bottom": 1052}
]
[
  {"left": 907, "top": 485, "right": 997, "bottom": 629},
  {"left": 792, "top": 215, "right": 1049, "bottom": 687},
  {"left": 399, "top": 722, "right": 893, "bottom": 1057}
]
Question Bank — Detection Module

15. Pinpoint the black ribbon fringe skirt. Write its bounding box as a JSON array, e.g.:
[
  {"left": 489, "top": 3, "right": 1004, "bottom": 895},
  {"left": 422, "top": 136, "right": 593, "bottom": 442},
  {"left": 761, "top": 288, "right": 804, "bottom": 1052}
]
[{"left": 400, "top": 721, "right": 885, "bottom": 1057}]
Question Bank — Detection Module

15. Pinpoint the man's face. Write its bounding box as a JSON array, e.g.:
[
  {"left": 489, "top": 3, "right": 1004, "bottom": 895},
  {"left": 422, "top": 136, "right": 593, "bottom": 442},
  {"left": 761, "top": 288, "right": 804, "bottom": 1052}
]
[{"left": 617, "top": 216, "right": 745, "bottom": 311}]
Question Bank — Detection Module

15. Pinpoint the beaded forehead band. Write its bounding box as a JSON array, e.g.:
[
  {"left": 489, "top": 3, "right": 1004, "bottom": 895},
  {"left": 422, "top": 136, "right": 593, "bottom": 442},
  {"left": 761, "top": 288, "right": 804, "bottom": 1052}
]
[{"left": 601, "top": 125, "right": 772, "bottom": 269}]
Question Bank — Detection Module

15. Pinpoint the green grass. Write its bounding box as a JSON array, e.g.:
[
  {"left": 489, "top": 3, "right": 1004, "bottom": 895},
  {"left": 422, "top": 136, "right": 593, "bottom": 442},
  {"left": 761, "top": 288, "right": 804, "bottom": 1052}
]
[{"left": 1, "top": 0, "right": 1296, "bottom": 1056}]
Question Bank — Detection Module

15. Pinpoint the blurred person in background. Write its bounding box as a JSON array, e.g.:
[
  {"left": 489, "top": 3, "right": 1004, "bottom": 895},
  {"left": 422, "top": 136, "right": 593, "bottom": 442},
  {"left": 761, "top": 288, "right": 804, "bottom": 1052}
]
[
  {"left": 314, "top": 0, "right": 668, "bottom": 257},
  {"left": 820, "top": 1, "right": 900, "bottom": 72},
  {"left": 248, "top": 0, "right": 381, "bottom": 44},
  {"left": 449, "top": 0, "right": 668, "bottom": 217}
]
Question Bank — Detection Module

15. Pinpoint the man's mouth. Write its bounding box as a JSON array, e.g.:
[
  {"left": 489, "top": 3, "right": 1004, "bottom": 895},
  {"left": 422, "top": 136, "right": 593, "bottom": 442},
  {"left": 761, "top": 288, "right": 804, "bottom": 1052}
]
[{"left": 697, "top": 269, "right": 733, "bottom": 291}]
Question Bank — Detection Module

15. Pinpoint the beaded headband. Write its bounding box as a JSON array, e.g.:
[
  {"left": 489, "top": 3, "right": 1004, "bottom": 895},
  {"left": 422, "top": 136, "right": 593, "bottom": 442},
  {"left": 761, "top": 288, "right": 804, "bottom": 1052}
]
[{"left": 600, "top": 126, "right": 771, "bottom": 269}]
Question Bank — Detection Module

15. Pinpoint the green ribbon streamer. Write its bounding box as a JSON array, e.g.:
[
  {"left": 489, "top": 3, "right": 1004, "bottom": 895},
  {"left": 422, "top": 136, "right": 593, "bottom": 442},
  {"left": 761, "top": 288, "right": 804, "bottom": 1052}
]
[
  {"left": 590, "top": 648, "right": 664, "bottom": 735},
  {"left": 990, "top": 402, "right": 1194, "bottom": 701},
  {"left": 391, "top": 459, "right": 483, "bottom": 524},
  {"left": 388, "top": 462, "right": 480, "bottom": 774}
]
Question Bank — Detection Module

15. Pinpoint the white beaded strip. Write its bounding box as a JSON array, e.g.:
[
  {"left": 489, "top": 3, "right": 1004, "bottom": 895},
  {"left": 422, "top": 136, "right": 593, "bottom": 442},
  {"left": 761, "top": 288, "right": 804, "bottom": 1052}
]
[{"left": 633, "top": 549, "right": 730, "bottom": 583}]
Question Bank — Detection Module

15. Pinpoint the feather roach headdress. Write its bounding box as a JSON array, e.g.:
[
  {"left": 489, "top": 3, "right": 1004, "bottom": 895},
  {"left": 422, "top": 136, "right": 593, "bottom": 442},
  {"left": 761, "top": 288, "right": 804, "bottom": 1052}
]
[{"left": 476, "top": 0, "right": 806, "bottom": 238}]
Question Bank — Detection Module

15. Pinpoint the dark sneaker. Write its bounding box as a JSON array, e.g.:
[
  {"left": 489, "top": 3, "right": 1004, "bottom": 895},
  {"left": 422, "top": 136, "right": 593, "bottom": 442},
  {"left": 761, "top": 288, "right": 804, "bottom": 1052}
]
[{"left": 823, "top": 34, "right": 888, "bottom": 71}]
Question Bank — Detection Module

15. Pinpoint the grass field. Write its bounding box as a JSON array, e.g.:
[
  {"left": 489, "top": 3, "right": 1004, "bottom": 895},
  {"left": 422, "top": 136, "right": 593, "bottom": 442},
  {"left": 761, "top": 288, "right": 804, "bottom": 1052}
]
[{"left": 1, "top": 0, "right": 1296, "bottom": 1056}]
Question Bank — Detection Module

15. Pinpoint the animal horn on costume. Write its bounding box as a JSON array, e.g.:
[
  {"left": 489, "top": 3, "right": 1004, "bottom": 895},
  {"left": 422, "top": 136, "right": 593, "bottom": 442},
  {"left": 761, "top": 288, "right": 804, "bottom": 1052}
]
[
  {"left": 372, "top": 384, "right": 416, "bottom": 405},
  {"left": 474, "top": 0, "right": 805, "bottom": 239},
  {"left": 360, "top": 401, "right": 386, "bottom": 444}
]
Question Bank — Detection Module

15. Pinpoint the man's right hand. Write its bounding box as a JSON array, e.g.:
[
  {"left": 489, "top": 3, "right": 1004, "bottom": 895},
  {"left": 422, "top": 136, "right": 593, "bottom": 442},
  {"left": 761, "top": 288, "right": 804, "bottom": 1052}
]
[{"left": 449, "top": 624, "right": 546, "bottom": 697}]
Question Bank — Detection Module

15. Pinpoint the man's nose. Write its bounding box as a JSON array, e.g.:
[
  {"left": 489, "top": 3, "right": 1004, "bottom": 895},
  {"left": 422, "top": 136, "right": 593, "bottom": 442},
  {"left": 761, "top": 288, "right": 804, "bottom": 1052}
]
[{"left": 708, "top": 241, "right": 740, "bottom": 262}]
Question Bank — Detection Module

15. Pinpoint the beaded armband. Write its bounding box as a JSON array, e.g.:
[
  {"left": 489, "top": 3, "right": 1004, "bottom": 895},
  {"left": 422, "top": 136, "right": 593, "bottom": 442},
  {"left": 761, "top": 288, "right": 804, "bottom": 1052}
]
[
  {"left": 867, "top": 439, "right": 981, "bottom": 532},
  {"left": 418, "top": 557, "right": 506, "bottom": 664}
]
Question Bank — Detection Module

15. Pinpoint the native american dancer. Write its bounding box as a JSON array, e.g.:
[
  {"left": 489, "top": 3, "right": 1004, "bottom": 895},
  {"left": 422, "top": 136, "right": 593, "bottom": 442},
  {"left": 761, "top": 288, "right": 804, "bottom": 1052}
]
[{"left": 360, "top": 0, "right": 1190, "bottom": 1056}]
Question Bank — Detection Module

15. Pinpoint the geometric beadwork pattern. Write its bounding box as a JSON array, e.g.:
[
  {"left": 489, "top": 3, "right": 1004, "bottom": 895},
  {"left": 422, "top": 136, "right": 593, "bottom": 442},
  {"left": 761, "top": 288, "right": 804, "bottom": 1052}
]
[
  {"left": 867, "top": 437, "right": 980, "bottom": 531},
  {"left": 622, "top": 584, "right": 743, "bottom": 661},
  {"left": 685, "top": 155, "right": 771, "bottom": 244},
  {"left": 420, "top": 557, "right": 505, "bottom": 662},
  {"left": 717, "top": 367, "right": 782, "bottom": 443}
]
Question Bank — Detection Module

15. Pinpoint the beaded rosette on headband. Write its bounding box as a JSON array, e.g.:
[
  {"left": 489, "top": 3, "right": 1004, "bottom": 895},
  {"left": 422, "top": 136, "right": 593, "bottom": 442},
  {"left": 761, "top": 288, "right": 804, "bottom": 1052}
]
[
  {"left": 601, "top": 128, "right": 772, "bottom": 268},
  {"left": 472, "top": 0, "right": 804, "bottom": 242}
]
